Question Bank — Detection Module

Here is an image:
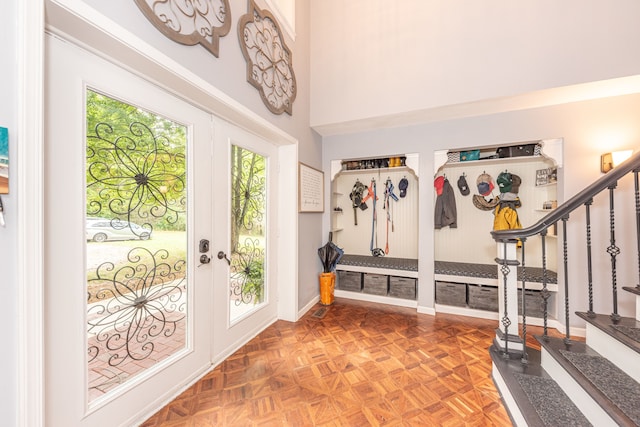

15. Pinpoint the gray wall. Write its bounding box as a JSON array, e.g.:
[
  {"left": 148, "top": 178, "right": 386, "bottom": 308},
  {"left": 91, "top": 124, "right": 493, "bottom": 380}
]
[
  {"left": 0, "top": 0, "right": 17, "bottom": 423},
  {"left": 323, "top": 92, "right": 640, "bottom": 325}
]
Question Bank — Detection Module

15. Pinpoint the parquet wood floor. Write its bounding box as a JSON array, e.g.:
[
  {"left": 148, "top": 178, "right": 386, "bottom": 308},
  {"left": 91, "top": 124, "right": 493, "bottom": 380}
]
[{"left": 141, "top": 298, "right": 519, "bottom": 426}]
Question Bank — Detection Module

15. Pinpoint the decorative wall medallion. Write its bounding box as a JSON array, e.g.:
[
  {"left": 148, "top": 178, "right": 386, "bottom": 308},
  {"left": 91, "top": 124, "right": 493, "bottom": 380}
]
[
  {"left": 238, "top": 0, "right": 297, "bottom": 115},
  {"left": 134, "top": 0, "right": 231, "bottom": 57}
]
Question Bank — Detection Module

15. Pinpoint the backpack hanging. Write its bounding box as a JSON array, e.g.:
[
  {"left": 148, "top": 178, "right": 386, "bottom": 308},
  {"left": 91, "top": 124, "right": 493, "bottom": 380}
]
[{"left": 349, "top": 179, "right": 367, "bottom": 225}]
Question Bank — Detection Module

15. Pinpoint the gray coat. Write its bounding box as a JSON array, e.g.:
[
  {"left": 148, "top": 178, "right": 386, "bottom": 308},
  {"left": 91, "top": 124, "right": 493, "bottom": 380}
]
[{"left": 434, "top": 178, "right": 457, "bottom": 229}]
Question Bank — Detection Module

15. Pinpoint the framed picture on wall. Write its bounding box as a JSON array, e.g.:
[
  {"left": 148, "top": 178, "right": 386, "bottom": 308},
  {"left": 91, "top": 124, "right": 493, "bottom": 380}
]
[
  {"left": 0, "top": 127, "right": 8, "bottom": 194},
  {"left": 298, "top": 162, "right": 324, "bottom": 213}
]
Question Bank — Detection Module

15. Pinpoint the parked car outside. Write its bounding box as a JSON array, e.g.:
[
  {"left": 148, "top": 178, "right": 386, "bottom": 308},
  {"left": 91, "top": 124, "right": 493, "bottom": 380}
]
[{"left": 86, "top": 218, "right": 151, "bottom": 242}]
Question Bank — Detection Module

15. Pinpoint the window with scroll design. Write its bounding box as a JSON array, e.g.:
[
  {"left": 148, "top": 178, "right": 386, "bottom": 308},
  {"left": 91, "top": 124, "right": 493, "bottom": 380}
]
[
  {"left": 85, "top": 89, "right": 189, "bottom": 400},
  {"left": 229, "top": 144, "right": 267, "bottom": 322}
]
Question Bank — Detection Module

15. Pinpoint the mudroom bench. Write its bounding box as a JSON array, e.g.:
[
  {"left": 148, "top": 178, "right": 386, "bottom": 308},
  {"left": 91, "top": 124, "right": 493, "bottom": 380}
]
[
  {"left": 336, "top": 254, "right": 418, "bottom": 302},
  {"left": 435, "top": 260, "right": 558, "bottom": 317}
]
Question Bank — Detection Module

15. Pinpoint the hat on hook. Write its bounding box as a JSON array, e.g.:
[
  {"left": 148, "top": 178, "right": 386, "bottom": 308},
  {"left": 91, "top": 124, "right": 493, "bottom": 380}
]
[
  {"left": 497, "top": 171, "right": 513, "bottom": 193},
  {"left": 457, "top": 174, "right": 470, "bottom": 196},
  {"left": 398, "top": 177, "right": 409, "bottom": 198},
  {"left": 476, "top": 173, "right": 494, "bottom": 196},
  {"left": 472, "top": 194, "right": 500, "bottom": 211},
  {"left": 511, "top": 174, "right": 522, "bottom": 193},
  {"left": 434, "top": 176, "right": 445, "bottom": 196}
]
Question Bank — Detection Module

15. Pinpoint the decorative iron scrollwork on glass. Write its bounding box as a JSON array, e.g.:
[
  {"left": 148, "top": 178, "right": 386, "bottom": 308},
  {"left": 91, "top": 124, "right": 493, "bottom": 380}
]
[
  {"left": 86, "top": 120, "right": 186, "bottom": 237},
  {"left": 231, "top": 145, "right": 266, "bottom": 250},
  {"left": 230, "top": 237, "right": 265, "bottom": 306},
  {"left": 87, "top": 247, "right": 187, "bottom": 367},
  {"left": 134, "top": 0, "right": 231, "bottom": 57},
  {"left": 238, "top": 0, "right": 297, "bottom": 115}
]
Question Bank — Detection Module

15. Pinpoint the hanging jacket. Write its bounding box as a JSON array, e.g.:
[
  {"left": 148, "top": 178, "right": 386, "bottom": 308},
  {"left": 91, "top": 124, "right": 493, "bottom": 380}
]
[
  {"left": 493, "top": 201, "right": 522, "bottom": 232},
  {"left": 434, "top": 178, "right": 457, "bottom": 229}
]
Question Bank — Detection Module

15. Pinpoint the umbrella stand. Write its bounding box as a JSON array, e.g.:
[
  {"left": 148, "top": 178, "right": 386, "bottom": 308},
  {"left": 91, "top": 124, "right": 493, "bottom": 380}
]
[{"left": 317, "top": 232, "right": 343, "bottom": 305}]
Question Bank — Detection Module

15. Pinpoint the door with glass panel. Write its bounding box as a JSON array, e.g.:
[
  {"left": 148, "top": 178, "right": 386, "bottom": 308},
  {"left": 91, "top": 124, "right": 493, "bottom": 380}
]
[
  {"left": 45, "top": 36, "right": 215, "bottom": 426},
  {"left": 212, "top": 120, "right": 278, "bottom": 359}
]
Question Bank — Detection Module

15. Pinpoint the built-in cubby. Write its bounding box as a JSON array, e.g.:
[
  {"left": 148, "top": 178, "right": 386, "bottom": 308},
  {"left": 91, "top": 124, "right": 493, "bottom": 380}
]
[
  {"left": 330, "top": 154, "right": 419, "bottom": 259},
  {"left": 433, "top": 139, "right": 563, "bottom": 320},
  {"left": 330, "top": 154, "right": 420, "bottom": 305}
]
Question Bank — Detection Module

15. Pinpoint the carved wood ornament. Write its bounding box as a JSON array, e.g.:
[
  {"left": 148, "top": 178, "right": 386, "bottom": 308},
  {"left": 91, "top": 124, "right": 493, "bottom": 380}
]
[
  {"left": 238, "top": 0, "right": 297, "bottom": 115},
  {"left": 134, "top": 0, "right": 231, "bottom": 57}
]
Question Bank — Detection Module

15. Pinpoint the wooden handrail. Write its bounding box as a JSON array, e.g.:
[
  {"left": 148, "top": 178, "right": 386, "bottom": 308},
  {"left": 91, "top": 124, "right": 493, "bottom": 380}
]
[{"left": 491, "top": 150, "right": 640, "bottom": 242}]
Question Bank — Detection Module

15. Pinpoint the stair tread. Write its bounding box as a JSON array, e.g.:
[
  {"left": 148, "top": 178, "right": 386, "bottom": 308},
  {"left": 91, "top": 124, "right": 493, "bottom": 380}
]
[
  {"left": 490, "top": 345, "right": 589, "bottom": 427},
  {"left": 513, "top": 372, "right": 592, "bottom": 427},
  {"left": 537, "top": 335, "right": 640, "bottom": 427},
  {"left": 576, "top": 311, "right": 640, "bottom": 354}
]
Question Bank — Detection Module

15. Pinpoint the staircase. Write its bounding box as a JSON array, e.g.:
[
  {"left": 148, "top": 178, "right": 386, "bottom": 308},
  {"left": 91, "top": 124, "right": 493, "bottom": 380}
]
[{"left": 490, "top": 151, "right": 640, "bottom": 426}]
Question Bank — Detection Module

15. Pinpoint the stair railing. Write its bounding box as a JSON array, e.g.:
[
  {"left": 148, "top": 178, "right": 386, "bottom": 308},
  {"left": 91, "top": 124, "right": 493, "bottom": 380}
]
[{"left": 491, "top": 150, "right": 640, "bottom": 361}]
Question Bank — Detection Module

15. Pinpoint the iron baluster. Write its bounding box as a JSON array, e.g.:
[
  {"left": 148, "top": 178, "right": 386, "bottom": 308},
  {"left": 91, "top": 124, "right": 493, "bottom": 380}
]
[
  {"left": 635, "top": 170, "right": 640, "bottom": 290},
  {"left": 562, "top": 217, "right": 571, "bottom": 344},
  {"left": 607, "top": 184, "right": 621, "bottom": 322},
  {"left": 520, "top": 238, "right": 528, "bottom": 364},
  {"left": 585, "top": 199, "right": 595, "bottom": 317},
  {"left": 500, "top": 241, "right": 511, "bottom": 358},
  {"left": 541, "top": 229, "right": 549, "bottom": 341}
]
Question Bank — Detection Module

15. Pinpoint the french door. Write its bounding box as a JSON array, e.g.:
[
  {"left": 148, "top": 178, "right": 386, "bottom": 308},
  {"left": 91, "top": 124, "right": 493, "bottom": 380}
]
[
  {"left": 211, "top": 121, "right": 279, "bottom": 359},
  {"left": 45, "top": 34, "right": 280, "bottom": 426}
]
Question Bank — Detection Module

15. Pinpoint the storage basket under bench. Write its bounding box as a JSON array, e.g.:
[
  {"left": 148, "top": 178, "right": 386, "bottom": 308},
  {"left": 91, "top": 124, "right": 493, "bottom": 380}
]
[
  {"left": 435, "top": 260, "right": 557, "bottom": 315},
  {"left": 336, "top": 255, "right": 418, "bottom": 300}
]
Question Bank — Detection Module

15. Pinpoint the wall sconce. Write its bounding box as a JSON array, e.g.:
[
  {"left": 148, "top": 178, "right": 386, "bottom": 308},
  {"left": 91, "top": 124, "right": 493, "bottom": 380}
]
[{"left": 601, "top": 150, "right": 633, "bottom": 173}]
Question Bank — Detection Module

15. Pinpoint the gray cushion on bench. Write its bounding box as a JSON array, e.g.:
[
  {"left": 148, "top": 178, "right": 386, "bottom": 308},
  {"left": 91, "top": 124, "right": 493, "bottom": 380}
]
[
  {"left": 336, "top": 256, "right": 557, "bottom": 284},
  {"left": 435, "top": 260, "right": 557, "bottom": 285},
  {"left": 337, "top": 254, "right": 418, "bottom": 272}
]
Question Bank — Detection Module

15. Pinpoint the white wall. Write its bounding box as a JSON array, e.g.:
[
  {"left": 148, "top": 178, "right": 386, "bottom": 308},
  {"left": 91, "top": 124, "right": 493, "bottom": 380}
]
[
  {"left": 322, "top": 92, "right": 640, "bottom": 325},
  {"left": 0, "top": 0, "right": 17, "bottom": 423},
  {"left": 310, "top": 0, "right": 640, "bottom": 129}
]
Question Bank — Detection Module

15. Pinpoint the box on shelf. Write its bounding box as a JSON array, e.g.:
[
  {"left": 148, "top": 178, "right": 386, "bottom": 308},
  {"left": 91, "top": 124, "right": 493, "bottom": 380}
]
[
  {"left": 363, "top": 273, "right": 388, "bottom": 296},
  {"left": 337, "top": 271, "right": 362, "bottom": 292},
  {"left": 518, "top": 289, "right": 546, "bottom": 318},
  {"left": 389, "top": 276, "right": 417, "bottom": 300},
  {"left": 468, "top": 285, "right": 498, "bottom": 312},
  {"left": 435, "top": 281, "right": 467, "bottom": 307}
]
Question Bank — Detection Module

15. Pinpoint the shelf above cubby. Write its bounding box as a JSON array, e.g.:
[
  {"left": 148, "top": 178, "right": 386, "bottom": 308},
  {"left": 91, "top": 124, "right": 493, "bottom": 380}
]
[{"left": 338, "top": 166, "right": 413, "bottom": 175}]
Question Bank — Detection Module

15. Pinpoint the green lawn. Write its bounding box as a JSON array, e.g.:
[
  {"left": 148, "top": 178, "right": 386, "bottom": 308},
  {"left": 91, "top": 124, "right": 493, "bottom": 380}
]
[{"left": 86, "top": 231, "right": 187, "bottom": 303}]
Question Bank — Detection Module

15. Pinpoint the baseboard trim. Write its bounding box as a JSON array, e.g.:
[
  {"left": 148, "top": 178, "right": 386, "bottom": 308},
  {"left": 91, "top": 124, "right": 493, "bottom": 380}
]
[{"left": 298, "top": 296, "right": 320, "bottom": 320}]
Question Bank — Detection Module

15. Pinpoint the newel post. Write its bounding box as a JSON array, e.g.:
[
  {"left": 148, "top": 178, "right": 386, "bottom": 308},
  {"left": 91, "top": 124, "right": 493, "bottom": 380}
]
[{"left": 494, "top": 239, "right": 524, "bottom": 356}]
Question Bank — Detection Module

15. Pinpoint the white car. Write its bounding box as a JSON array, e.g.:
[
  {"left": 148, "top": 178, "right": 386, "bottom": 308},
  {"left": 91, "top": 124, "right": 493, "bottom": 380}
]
[{"left": 86, "top": 218, "right": 151, "bottom": 242}]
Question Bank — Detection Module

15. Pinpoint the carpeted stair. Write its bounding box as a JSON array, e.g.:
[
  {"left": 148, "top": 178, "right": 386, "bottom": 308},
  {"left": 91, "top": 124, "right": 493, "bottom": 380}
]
[
  {"left": 537, "top": 334, "right": 640, "bottom": 427},
  {"left": 491, "top": 344, "right": 592, "bottom": 427},
  {"left": 491, "top": 310, "right": 640, "bottom": 427},
  {"left": 513, "top": 372, "right": 591, "bottom": 427},
  {"left": 559, "top": 349, "right": 640, "bottom": 425}
]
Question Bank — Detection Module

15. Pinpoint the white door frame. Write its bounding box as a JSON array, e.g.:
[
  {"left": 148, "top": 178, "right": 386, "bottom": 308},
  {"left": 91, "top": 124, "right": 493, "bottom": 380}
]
[{"left": 19, "top": 1, "right": 299, "bottom": 425}]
